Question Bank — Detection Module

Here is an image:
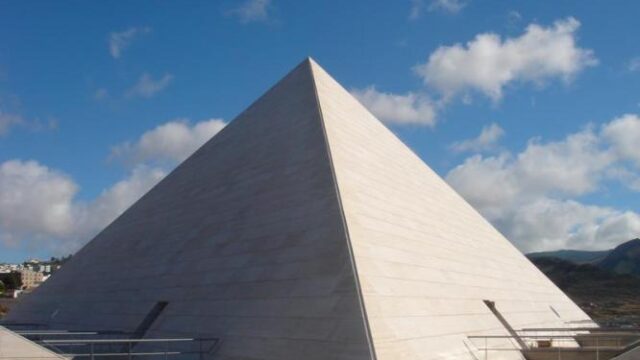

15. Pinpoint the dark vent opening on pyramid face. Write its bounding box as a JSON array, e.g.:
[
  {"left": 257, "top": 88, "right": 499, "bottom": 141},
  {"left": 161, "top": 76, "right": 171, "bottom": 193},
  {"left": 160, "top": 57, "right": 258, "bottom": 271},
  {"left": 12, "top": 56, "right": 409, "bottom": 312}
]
[
  {"left": 550, "top": 305, "right": 562, "bottom": 319},
  {"left": 131, "top": 301, "right": 168, "bottom": 339},
  {"left": 483, "top": 300, "right": 527, "bottom": 349}
]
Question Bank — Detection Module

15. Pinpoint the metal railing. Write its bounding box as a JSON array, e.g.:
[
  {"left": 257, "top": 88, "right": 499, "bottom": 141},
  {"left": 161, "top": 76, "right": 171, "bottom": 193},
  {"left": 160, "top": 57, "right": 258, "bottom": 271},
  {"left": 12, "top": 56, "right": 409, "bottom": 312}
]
[
  {"left": 466, "top": 333, "right": 640, "bottom": 360},
  {"left": 0, "top": 321, "right": 49, "bottom": 330},
  {"left": 36, "top": 337, "right": 220, "bottom": 359},
  {"left": 0, "top": 325, "right": 221, "bottom": 360}
]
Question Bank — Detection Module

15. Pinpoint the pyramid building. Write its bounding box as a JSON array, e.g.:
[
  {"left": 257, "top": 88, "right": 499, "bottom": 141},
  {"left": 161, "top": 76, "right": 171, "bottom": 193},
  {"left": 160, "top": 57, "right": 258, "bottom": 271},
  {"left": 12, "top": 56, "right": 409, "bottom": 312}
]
[{"left": 7, "top": 58, "right": 592, "bottom": 359}]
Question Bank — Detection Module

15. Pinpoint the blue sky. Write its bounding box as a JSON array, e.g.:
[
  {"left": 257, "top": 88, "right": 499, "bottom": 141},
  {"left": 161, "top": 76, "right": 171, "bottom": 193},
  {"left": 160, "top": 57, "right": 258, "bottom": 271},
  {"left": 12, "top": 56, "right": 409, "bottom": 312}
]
[{"left": 1, "top": 0, "right": 639, "bottom": 262}]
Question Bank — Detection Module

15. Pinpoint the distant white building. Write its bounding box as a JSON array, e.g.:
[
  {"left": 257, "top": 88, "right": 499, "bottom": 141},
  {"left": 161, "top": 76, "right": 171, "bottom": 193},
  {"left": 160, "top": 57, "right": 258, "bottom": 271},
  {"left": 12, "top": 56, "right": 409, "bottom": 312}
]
[{"left": 0, "top": 264, "right": 21, "bottom": 274}]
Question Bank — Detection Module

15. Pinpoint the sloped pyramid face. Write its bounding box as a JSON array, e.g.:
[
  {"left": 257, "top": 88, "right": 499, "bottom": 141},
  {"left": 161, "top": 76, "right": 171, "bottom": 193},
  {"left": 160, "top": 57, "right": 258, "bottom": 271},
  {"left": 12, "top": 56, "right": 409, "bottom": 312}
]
[{"left": 8, "top": 59, "right": 591, "bottom": 359}]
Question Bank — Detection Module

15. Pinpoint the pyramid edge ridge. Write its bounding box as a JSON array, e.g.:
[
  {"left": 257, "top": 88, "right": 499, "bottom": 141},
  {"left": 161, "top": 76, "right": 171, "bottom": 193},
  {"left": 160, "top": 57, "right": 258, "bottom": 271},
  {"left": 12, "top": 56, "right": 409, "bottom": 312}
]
[{"left": 307, "top": 61, "right": 379, "bottom": 360}]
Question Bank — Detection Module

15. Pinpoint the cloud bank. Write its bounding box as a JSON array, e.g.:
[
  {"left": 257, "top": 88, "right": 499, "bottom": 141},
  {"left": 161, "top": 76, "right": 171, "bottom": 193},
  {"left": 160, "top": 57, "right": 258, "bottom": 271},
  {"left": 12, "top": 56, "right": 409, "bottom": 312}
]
[
  {"left": 351, "top": 87, "right": 436, "bottom": 126},
  {"left": 446, "top": 114, "right": 640, "bottom": 252},
  {"left": 356, "top": 17, "right": 596, "bottom": 127},
  {"left": 0, "top": 117, "right": 226, "bottom": 254},
  {"left": 110, "top": 118, "right": 227, "bottom": 166},
  {"left": 451, "top": 123, "right": 504, "bottom": 153},
  {"left": 414, "top": 17, "right": 597, "bottom": 101}
]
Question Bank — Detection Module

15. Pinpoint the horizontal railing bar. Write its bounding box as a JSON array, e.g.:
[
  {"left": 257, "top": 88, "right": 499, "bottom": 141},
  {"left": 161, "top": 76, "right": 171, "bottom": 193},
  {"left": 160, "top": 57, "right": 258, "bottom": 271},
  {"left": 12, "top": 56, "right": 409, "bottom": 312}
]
[
  {"left": 525, "top": 348, "right": 625, "bottom": 351},
  {"left": 473, "top": 347, "right": 627, "bottom": 351},
  {"left": 469, "top": 335, "right": 571, "bottom": 339},
  {"left": 575, "top": 332, "right": 640, "bottom": 336},
  {"left": 17, "top": 331, "right": 99, "bottom": 335},
  {"left": 42, "top": 338, "right": 195, "bottom": 344},
  {"left": 520, "top": 327, "right": 640, "bottom": 332},
  {"left": 468, "top": 334, "right": 638, "bottom": 339},
  {"left": 63, "top": 352, "right": 181, "bottom": 357}
]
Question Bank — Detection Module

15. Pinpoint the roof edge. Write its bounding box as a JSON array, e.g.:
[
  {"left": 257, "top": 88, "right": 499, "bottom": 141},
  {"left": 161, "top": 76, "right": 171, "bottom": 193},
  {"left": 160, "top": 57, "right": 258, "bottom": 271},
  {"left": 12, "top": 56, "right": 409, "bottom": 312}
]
[{"left": 306, "top": 60, "right": 379, "bottom": 360}]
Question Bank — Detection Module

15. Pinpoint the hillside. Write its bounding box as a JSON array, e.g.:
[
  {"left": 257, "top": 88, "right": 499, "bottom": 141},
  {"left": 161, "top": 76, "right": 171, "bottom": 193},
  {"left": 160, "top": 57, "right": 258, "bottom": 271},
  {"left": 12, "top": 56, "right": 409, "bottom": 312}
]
[
  {"left": 530, "top": 256, "right": 640, "bottom": 326},
  {"left": 528, "top": 249, "right": 610, "bottom": 264},
  {"left": 527, "top": 238, "right": 640, "bottom": 274},
  {"left": 598, "top": 238, "right": 640, "bottom": 276}
]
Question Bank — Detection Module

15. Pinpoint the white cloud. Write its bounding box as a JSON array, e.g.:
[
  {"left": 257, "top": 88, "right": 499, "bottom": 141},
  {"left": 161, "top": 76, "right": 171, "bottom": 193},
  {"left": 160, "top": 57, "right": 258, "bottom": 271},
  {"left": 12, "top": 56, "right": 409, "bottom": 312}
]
[
  {"left": 110, "top": 118, "right": 227, "bottom": 166},
  {"left": 0, "top": 160, "right": 165, "bottom": 254},
  {"left": 515, "top": 130, "right": 614, "bottom": 196},
  {"left": 0, "top": 111, "right": 23, "bottom": 136},
  {"left": 0, "top": 104, "right": 231, "bottom": 257},
  {"left": 0, "top": 116, "right": 227, "bottom": 254},
  {"left": 628, "top": 57, "right": 640, "bottom": 72},
  {"left": 125, "top": 73, "right": 174, "bottom": 99},
  {"left": 496, "top": 198, "right": 640, "bottom": 252},
  {"left": 226, "top": 0, "right": 272, "bottom": 24},
  {"left": 109, "top": 27, "right": 151, "bottom": 59},
  {"left": 410, "top": 0, "right": 466, "bottom": 19},
  {"left": 0, "top": 160, "right": 77, "bottom": 245},
  {"left": 0, "top": 109, "right": 56, "bottom": 136},
  {"left": 602, "top": 114, "right": 640, "bottom": 166},
  {"left": 89, "top": 166, "right": 165, "bottom": 222},
  {"left": 447, "top": 128, "right": 613, "bottom": 214},
  {"left": 429, "top": 0, "right": 467, "bottom": 13},
  {"left": 446, "top": 115, "right": 640, "bottom": 252},
  {"left": 414, "top": 17, "right": 597, "bottom": 101},
  {"left": 71, "top": 166, "right": 166, "bottom": 251},
  {"left": 451, "top": 123, "right": 504, "bottom": 152},
  {"left": 351, "top": 86, "right": 436, "bottom": 126}
]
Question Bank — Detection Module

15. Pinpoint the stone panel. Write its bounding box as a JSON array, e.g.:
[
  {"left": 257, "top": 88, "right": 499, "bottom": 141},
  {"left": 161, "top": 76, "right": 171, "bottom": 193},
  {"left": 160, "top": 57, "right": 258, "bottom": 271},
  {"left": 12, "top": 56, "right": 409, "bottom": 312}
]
[
  {"left": 8, "top": 60, "right": 373, "bottom": 360},
  {"left": 310, "top": 59, "right": 591, "bottom": 360}
]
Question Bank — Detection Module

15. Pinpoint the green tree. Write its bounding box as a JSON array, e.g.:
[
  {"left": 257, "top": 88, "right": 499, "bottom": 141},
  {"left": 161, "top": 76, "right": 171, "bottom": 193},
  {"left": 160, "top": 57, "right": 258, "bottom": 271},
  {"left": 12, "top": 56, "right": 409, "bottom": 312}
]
[{"left": 0, "top": 272, "right": 22, "bottom": 290}]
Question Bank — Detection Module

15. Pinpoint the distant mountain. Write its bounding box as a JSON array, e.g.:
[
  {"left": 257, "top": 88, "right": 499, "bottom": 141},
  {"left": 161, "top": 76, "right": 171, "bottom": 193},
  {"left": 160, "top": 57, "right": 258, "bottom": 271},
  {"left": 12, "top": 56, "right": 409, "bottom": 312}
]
[
  {"left": 527, "top": 238, "right": 640, "bottom": 275},
  {"left": 527, "top": 238, "right": 640, "bottom": 326},
  {"left": 530, "top": 256, "right": 640, "bottom": 325},
  {"left": 528, "top": 249, "right": 610, "bottom": 264},
  {"left": 598, "top": 238, "right": 640, "bottom": 276}
]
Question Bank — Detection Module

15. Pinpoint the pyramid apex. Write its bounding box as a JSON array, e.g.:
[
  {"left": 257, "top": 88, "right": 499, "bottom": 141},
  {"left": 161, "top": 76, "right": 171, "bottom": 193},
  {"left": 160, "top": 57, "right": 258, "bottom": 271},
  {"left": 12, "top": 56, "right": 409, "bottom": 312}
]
[
  {"left": 299, "top": 56, "right": 332, "bottom": 84},
  {"left": 289, "top": 57, "right": 325, "bottom": 85},
  {"left": 300, "top": 56, "right": 320, "bottom": 69}
]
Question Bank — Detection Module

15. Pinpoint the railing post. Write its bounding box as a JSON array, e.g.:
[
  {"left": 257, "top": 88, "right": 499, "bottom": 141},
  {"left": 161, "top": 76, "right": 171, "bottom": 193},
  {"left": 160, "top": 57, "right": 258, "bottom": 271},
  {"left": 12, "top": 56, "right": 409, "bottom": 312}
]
[
  {"left": 90, "top": 342, "right": 95, "bottom": 360},
  {"left": 128, "top": 341, "right": 132, "bottom": 360},
  {"left": 200, "top": 338, "right": 204, "bottom": 360},
  {"left": 596, "top": 336, "right": 599, "bottom": 360},
  {"left": 165, "top": 339, "right": 169, "bottom": 360},
  {"left": 484, "top": 337, "right": 487, "bottom": 360}
]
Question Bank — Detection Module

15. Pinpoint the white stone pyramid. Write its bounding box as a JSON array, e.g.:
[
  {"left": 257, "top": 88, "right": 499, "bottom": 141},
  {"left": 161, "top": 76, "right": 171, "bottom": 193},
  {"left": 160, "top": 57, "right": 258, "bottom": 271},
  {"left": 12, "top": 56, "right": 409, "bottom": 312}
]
[{"left": 7, "top": 58, "right": 591, "bottom": 359}]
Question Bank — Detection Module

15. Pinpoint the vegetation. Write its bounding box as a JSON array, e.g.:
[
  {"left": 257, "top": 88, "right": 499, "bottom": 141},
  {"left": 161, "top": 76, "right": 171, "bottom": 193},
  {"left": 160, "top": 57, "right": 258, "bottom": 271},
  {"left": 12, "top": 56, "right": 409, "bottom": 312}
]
[
  {"left": 599, "top": 238, "right": 640, "bottom": 276},
  {"left": 0, "top": 272, "right": 22, "bottom": 290},
  {"left": 529, "top": 238, "right": 640, "bottom": 327}
]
